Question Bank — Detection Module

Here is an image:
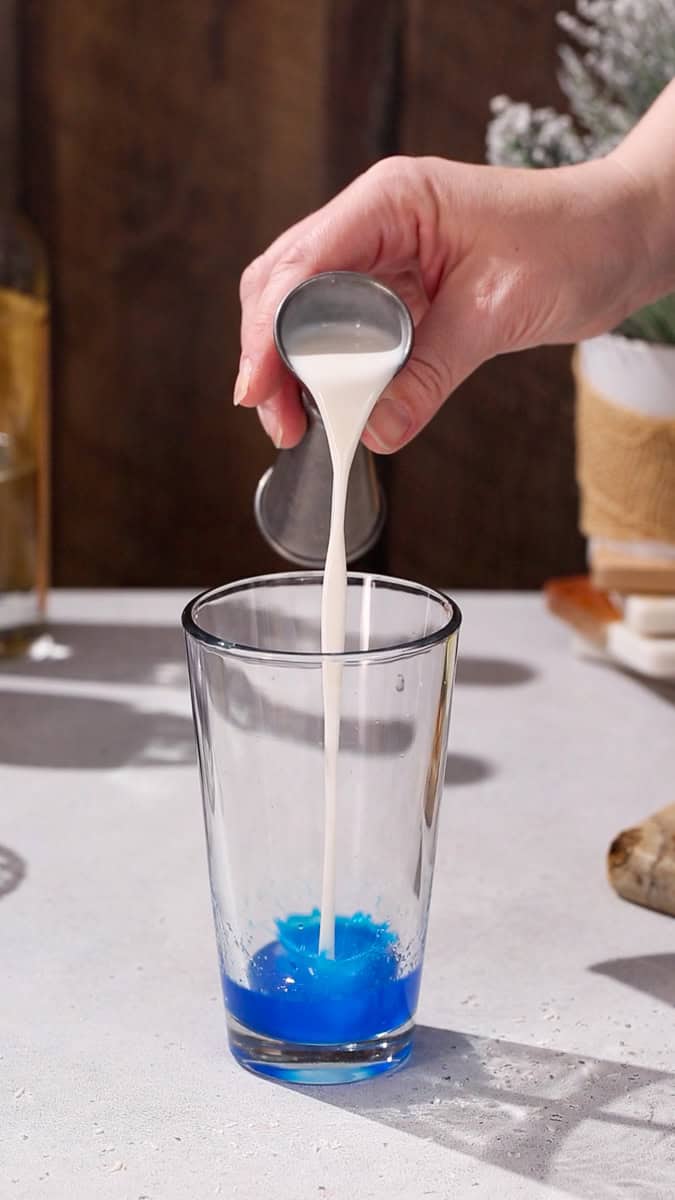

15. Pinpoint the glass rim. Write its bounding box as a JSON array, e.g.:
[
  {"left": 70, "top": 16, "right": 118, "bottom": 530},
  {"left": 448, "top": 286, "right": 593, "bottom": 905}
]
[{"left": 182, "top": 571, "right": 461, "bottom": 664}]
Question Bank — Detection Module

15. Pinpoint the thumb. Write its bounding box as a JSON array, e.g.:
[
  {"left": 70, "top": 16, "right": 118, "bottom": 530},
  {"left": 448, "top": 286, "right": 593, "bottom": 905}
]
[{"left": 363, "top": 279, "right": 481, "bottom": 453}]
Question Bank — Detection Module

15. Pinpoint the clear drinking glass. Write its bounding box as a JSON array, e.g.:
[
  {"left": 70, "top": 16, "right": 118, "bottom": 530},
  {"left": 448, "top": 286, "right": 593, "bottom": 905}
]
[{"left": 182, "top": 572, "right": 460, "bottom": 1084}]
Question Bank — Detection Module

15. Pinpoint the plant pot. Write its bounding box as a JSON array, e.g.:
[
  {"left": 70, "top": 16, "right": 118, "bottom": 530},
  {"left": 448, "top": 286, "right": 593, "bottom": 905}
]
[{"left": 575, "top": 333, "right": 675, "bottom": 592}]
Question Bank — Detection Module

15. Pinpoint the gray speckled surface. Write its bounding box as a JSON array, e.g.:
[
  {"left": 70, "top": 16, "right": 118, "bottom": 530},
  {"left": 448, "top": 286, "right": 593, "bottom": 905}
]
[{"left": 2, "top": 590, "right": 674, "bottom": 1200}]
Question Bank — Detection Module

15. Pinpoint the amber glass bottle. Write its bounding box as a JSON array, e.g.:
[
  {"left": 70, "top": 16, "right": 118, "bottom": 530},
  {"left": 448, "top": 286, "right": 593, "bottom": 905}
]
[{"left": 0, "top": 0, "right": 50, "bottom": 654}]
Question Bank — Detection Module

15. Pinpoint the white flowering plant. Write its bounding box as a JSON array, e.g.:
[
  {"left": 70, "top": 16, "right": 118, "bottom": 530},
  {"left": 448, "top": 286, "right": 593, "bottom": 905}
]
[{"left": 486, "top": 0, "right": 675, "bottom": 343}]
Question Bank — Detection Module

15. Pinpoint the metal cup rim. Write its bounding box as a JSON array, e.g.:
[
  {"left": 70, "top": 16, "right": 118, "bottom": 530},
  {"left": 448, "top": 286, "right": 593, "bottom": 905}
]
[{"left": 273, "top": 271, "right": 414, "bottom": 381}]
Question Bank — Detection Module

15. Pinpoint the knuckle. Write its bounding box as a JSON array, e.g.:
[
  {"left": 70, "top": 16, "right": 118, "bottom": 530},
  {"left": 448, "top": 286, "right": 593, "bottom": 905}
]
[
  {"left": 369, "top": 155, "right": 414, "bottom": 181},
  {"left": 363, "top": 156, "right": 419, "bottom": 200},
  {"left": 239, "top": 255, "right": 265, "bottom": 302},
  {"left": 406, "top": 351, "right": 449, "bottom": 409},
  {"left": 277, "top": 239, "right": 313, "bottom": 273}
]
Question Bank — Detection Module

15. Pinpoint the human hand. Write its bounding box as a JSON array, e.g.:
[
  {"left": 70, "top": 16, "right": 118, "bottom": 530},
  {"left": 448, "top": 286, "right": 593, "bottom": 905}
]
[{"left": 235, "top": 152, "right": 655, "bottom": 453}]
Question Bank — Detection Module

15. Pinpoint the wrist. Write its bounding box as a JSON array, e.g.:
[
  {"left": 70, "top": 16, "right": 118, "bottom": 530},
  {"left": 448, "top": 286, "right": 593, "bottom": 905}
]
[
  {"left": 564, "top": 152, "right": 673, "bottom": 337},
  {"left": 607, "top": 81, "right": 675, "bottom": 306},
  {"left": 608, "top": 152, "right": 674, "bottom": 302}
]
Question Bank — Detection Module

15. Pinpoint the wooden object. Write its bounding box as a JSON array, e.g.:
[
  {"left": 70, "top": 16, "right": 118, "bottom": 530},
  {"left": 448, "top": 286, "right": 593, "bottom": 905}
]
[
  {"left": 392, "top": 0, "right": 584, "bottom": 588},
  {"left": 608, "top": 804, "right": 675, "bottom": 917},
  {"left": 18, "top": 0, "right": 585, "bottom": 587},
  {"left": 547, "top": 574, "right": 675, "bottom": 679},
  {"left": 591, "top": 547, "right": 675, "bottom": 595},
  {"left": 544, "top": 575, "right": 620, "bottom": 646},
  {"left": 575, "top": 354, "right": 675, "bottom": 547},
  {"left": 19, "top": 0, "right": 403, "bottom": 586}
]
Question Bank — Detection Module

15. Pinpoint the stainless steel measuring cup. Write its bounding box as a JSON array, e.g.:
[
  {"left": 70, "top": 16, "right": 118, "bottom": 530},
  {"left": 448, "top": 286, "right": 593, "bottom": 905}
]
[{"left": 254, "top": 271, "right": 413, "bottom": 566}]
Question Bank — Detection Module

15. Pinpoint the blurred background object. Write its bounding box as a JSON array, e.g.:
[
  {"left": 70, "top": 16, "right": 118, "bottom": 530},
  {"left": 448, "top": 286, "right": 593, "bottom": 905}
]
[
  {"left": 491, "top": 0, "right": 675, "bottom": 681},
  {"left": 16, "top": 0, "right": 587, "bottom": 589},
  {"left": 487, "top": 0, "right": 675, "bottom": 589},
  {"left": 0, "top": 0, "right": 49, "bottom": 654}
]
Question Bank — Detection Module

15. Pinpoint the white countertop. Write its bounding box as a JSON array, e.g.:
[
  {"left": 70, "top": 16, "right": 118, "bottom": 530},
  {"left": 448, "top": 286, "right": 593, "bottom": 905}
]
[{"left": 2, "top": 590, "right": 674, "bottom": 1200}]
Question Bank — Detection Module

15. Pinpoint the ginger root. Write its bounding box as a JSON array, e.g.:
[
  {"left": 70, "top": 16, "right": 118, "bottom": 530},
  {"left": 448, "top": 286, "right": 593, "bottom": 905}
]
[{"left": 608, "top": 804, "right": 675, "bottom": 917}]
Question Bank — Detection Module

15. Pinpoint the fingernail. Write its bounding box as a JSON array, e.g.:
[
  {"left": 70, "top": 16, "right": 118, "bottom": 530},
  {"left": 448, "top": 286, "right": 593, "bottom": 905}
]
[
  {"left": 366, "top": 398, "right": 412, "bottom": 451},
  {"left": 233, "top": 357, "right": 252, "bottom": 406},
  {"left": 257, "top": 401, "right": 283, "bottom": 449}
]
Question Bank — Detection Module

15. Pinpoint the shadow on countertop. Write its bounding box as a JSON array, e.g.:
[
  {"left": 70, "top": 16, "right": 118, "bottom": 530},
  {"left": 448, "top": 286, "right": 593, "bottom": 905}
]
[
  {"left": 0, "top": 689, "right": 493, "bottom": 777},
  {"left": 0, "top": 621, "right": 194, "bottom": 769},
  {"left": 0, "top": 622, "right": 188, "bottom": 687},
  {"left": 590, "top": 954, "right": 675, "bottom": 1009},
  {"left": 0, "top": 625, "right": 522, "bottom": 776},
  {"left": 0, "top": 691, "right": 195, "bottom": 769},
  {"left": 0, "top": 624, "right": 540, "bottom": 693},
  {"left": 445, "top": 752, "right": 495, "bottom": 787},
  {"left": 297, "top": 1025, "right": 675, "bottom": 1199},
  {"left": 0, "top": 625, "right": 503, "bottom": 775},
  {"left": 579, "top": 654, "right": 675, "bottom": 709},
  {"left": 455, "top": 656, "right": 538, "bottom": 687},
  {"left": 0, "top": 844, "right": 26, "bottom": 900}
]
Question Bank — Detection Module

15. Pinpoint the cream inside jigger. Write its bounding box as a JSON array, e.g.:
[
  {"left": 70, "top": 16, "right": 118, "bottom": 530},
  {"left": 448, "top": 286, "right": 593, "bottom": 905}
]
[{"left": 285, "top": 315, "right": 407, "bottom": 955}]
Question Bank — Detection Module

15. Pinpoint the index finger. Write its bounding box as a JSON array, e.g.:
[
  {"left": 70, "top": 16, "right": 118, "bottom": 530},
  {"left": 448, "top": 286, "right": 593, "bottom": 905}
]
[{"left": 236, "top": 159, "right": 421, "bottom": 410}]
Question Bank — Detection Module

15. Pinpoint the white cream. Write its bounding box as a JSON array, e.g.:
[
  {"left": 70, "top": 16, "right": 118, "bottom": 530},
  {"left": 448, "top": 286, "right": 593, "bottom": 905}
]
[{"left": 288, "top": 325, "right": 401, "bottom": 955}]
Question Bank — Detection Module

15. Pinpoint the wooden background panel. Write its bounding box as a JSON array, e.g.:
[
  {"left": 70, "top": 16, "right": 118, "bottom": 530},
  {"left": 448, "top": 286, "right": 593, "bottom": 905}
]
[
  {"left": 20, "top": 0, "right": 328, "bottom": 585},
  {"left": 403, "top": 0, "right": 566, "bottom": 164},
  {"left": 19, "top": 0, "right": 407, "bottom": 586},
  {"left": 17, "top": 0, "right": 586, "bottom": 587},
  {"left": 0, "top": 0, "right": 17, "bottom": 206},
  {"left": 387, "top": 348, "right": 583, "bottom": 589},
  {"left": 322, "top": 0, "right": 403, "bottom": 194},
  {"left": 389, "top": 0, "right": 585, "bottom": 587}
]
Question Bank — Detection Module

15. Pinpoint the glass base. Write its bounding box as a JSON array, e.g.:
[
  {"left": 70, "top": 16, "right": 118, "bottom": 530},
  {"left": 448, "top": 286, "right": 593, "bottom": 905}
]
[{"left": 227, "top": 1014, "right": 414, "bottom": 1084}]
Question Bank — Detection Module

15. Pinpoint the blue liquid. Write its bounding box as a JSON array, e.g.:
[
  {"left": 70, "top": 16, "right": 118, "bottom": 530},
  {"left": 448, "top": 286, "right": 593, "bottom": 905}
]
[{"left": 223, "top": 910, "right": 421, "bottom": 1045}]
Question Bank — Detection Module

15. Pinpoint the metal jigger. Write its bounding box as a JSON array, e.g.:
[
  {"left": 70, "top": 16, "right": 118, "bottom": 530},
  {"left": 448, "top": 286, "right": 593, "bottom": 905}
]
[{"left": 254, "top": 271, "right": 413, "bottom": 567}]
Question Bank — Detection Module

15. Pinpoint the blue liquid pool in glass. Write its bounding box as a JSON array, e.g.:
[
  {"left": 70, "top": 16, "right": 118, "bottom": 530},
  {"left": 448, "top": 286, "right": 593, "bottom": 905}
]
[{"left": 223, "top": 909, "right": 421, "bottom": 1045}]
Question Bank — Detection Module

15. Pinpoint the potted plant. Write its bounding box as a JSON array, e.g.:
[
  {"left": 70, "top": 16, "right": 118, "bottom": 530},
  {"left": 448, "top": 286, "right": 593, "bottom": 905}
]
[{"left": 486, "top": 0, "right": 675, "bottom": 590}]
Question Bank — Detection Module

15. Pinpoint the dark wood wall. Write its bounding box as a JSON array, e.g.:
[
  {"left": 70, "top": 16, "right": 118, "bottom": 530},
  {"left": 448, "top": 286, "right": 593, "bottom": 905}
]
[{"left": 18, "top": 0, "right": 585, "bottom": 589}]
